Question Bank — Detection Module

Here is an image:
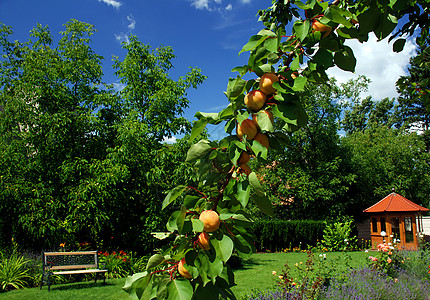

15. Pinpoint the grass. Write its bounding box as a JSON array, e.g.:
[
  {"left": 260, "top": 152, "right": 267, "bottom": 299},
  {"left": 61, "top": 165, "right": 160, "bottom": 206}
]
[
  {"left": 231, "top": 251, "right": 370, "bottom": 297},
  {"left": 0, "top": 251, "right": 370, "bottom": 299}
]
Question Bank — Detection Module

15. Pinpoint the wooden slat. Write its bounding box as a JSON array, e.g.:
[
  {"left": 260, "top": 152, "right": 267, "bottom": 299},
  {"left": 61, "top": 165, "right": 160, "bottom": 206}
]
[
  {"left": 53, "top": 269, "right": 108, "bottom": 275},
  {"left": 49, "top": 264, "right": 97, "bottom": 270}
]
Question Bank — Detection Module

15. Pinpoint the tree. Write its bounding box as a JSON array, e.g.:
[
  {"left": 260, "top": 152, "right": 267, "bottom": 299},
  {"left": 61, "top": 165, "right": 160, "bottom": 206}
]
[
  {"left": 0, "top": 21, "right": 206, "bottom": 252},
  {"left": 258, "top": 78, "right": 359, "bottom": 220},
  {"left": 124, "top": 0, "right": 430, "bottom": 299},
  {"left": 395, "top": 37, "right": 430, "bottom": 150},
  {"left": 343, "top": 96, "right": 396, "bottom": 134},
  {"left": 341, "top": 126, "right": 430, "bottom": 212}
]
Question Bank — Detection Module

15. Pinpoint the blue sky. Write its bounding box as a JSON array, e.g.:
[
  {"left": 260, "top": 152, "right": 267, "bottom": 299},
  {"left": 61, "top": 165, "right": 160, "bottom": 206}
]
[{"left": 0, "top": 0, "right": 418, "bottom": 141}]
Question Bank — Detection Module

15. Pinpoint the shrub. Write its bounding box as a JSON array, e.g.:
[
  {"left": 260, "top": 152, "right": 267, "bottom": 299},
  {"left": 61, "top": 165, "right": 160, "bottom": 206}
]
[
  {"left": 252, "top": 220, "right": 325, "bottom": 252},
  {"left": 0, "top": 251, "right": 31, "bottom": 291},
  {"left": 320, "top": 217, "right": 357, "bottom": 251}
]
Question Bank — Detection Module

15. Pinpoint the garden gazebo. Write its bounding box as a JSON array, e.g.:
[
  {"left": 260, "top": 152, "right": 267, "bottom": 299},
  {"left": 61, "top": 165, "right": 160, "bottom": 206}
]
[{"left": 363, "top": 191, "right": 429, "bottom": 250}]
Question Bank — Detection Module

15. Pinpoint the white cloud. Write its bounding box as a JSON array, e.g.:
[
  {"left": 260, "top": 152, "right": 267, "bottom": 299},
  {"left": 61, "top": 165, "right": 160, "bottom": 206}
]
[
  {"left": 326, "top": 34, "right": 417, "bottom": 100},
  {"left": 163, "top": 136, "right": 177, "bottom": 144},
  {"left": 214, "top": 0, "right": 222, "bottom": 3},
  {"left": 240, "top": 0, "right": 251, "bottom": 3},
  {"left": 114, "top": 32, "right": 129, "bottom": 44},
  {"left": 225, "top": 4, "right": 232, "bottom": 10},
  {"left": 97, "top": 0, "right": 122, "bottom": 9},
  {"left": 191, "top": 0, "right": 210, "bottom": 10},
  {"left": 127, "top": 15, "right": 136, "bottom": 30},
  {"left": 112, "top": 82, "right": 126, "bottom": 91}
]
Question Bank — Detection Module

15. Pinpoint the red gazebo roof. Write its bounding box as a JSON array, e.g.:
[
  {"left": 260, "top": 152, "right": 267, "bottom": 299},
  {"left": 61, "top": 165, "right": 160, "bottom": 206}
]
[{"left": 363, "top": 192, "right": 429, "bottom": 213}]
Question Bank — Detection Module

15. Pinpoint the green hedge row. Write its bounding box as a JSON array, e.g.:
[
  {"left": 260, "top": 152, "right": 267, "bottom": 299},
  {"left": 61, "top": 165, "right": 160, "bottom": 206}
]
[{"left": 251, "top": 220, "right": 325, "bottom": 252}]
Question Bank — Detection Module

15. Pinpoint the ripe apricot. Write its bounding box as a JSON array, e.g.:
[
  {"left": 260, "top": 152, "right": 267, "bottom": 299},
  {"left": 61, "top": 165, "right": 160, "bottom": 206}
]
[
  {"left": 197, "top": 232, "right": 210, "bottom": 250},
  {"left": 238, "top": 151, "right": 250, "bottom": 165},
  {"left": 311, "top": 18, "right": 332, "bottom": 37},
  {"left": 244, "top": 90, "right": 267, "bottom": 111},
  {"left": 237, "top": 119, "right": 258, "bottom": 140},
  {"left": 259, "top": 73, "right": 279, "bottom": 95},
  {"left": 178, "top": 258, "right": 192, "bottom": 279},
  {"left": 253, "top": 132, "right": 269, "bottom": 149},
  {"left": 199, "top": 210, "right": 220, "bottom": 232}
]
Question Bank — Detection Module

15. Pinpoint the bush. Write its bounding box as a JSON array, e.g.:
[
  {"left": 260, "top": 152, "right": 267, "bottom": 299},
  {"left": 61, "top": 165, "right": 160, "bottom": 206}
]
[
  {"left": 252, "top": 220, "right": 325, "bottom": 252},
  {"left": 320, "top": 217, "right": 357, "bottom": 251}
]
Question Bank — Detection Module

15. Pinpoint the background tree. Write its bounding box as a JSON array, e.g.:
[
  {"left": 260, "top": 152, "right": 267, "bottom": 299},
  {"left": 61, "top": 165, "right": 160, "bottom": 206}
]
[
  {"left": 341, "top": 126, "right": 430, "bottom": 213},
  {"left": 258, "top": 78, "right": 360, "bottom": 220},
  {"left": 0, "top": 21, "right": 205, "bottom": 252},
  {"left": 395, "top": 37, "right": 430, "bottom": 150}
]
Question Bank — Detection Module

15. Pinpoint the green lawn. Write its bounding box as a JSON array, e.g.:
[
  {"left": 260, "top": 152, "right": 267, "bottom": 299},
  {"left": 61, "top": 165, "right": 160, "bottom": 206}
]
[{"left": 0, "top": 251, "right": 370, "bottom": 300}]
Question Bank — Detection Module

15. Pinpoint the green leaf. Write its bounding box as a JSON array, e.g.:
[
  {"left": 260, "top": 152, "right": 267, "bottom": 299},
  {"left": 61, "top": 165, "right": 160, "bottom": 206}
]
[
  {"left": 292, "top": 76, "right": 307, "bottom": 92},
  {"left": 393, "top": 38, "right": 406, "bottom": 53},
  {"left": 374, "top": 13, "right": 397, "bottom": 41},
  {"left": 272, "top": 101, "right": 308, "bottom": 131},
  {"left": 239, "top": 35, "right": 266, "bottom": 54},
  {"left": 293, "top": 20, "right": 310, "bottom": 42},
  {"left": 325, "top": 6, "right": 352, "bottom": 28},
  {"left": 334, "top": 46, "right": 356, "bottom": 72},
  {"left": 253, "top": 110, "right": 274, "bottom": 132},
  {"left": 186, "top": 140, "right": 212, "bottom": 163},
  {"left": 252, "top": 194, "right": 274, "bottom": 216},
  {"left": 253, "top": 64, "right": 274, "bottom": 77},
  {"left": 312, "top": 49, "right": 334, "bottom": 69},
  {"left": 257, "top": 29, "right": 277, "bottom": 37},
  {"left": 226, "top": 76, "right": 246, "bottom": 99},
  {"left": 248, "top": 172, "right": 264, "bottom": 195},
  {"left": 237, "top": 179, "right": 250, "bottom": 208},
  {"left": 264, "top": 37, "right": 278, "bottom": 52},
  {"left": 192, "top": 218, "right": 204, "bottom": 232},
  {"left": 189, "top": 119, "right": 208, "bottom": 143},
  {"left": 162, "top": 185, "right": 187, "bottom": 210},
  {"left": 177, "top": 205, "right": 187, "bottom": 234},
  {"left": 211, "top": 235, "right": 234, "bottom": 263},
  {"left": 167, "top": 279, "right": 193, "bottom": 300},
  {"left": 250, "top": 140, "right": 268, "bottom": 160},
  {"left": 167, "top": 211, "right": 181, "bottom": 232},
  {"left": 122, "top": 272, "right": 151, "bottom": 300},
  {"left": 146, "top": 254, "right": 165, "bottom": 270}
]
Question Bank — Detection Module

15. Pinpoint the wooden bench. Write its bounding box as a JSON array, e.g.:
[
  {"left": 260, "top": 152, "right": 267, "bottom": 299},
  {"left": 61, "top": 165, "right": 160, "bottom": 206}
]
[{"left": 40, "top": 251, "right": 108, "bottom": 291}]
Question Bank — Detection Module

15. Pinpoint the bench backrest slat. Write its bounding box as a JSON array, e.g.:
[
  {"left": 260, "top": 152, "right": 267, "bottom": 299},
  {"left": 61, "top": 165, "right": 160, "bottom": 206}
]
[
  {"left": 50, "top": 264, "right": 97, "bottom": 270},
  {"left": 43, "top": 251, "right": 100, "bottom": 271}
]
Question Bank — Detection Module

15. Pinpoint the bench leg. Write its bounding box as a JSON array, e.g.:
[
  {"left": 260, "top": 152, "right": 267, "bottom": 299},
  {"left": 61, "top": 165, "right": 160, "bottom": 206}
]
[
  {"left": 39, "top": 274, "right": 44, "bottom": 290},
  {"left": 103, "top": 274, "right": 106, "bottom": 286},
  {"left": 95, "top": 273, "right": 98, "bottom": 284},
  {"left": 47, "top": 274, "right": 51, "bottom": 292}
]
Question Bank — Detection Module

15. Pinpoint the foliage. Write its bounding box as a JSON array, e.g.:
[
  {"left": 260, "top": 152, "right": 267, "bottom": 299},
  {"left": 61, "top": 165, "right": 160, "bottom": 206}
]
[
  {"left": 320, "top": 217, "right": 357, "bottom": 251},
  {"left": 99, "top": 250, "right": 133, "bottom": 279},
  {"left": 252, "top": 220, "right": 325, "bottom": 252},
  {"left": 341, "top": 126, "right": 430, "bottom": 211},
  {"left": 395, "top": 37, "right": 430, "bottom": 150},
  {"left": 257, "top": 77, "right": 362, "bottom": 220},
  {"left": 0, "top": 20, "right": 204, "bottom": 252},
  {"left": 0, "top": 251, "right": 30, "bottom": 291},
  {"left": 123, "top": 0, "right": 430, "bottom": 298}
]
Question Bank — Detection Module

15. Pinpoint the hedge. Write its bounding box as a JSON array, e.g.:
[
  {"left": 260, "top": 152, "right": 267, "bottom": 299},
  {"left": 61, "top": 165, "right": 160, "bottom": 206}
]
[{"left": 251, "top": 220, "right": 325, "bottom": 252}]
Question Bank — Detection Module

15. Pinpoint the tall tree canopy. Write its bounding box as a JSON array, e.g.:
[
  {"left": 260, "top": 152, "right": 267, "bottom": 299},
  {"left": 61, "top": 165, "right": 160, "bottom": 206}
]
[{"left": 0, "top": 20, "right": 205, "bottom": 252}]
